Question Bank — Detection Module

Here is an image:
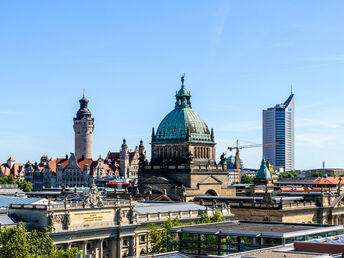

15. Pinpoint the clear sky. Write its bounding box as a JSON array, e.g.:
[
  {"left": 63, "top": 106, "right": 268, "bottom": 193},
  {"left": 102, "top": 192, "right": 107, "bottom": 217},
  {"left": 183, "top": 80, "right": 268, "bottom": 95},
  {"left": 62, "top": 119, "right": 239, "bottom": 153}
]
[{"left": 1, "top": 0, "right": 344, "bottom": 170}]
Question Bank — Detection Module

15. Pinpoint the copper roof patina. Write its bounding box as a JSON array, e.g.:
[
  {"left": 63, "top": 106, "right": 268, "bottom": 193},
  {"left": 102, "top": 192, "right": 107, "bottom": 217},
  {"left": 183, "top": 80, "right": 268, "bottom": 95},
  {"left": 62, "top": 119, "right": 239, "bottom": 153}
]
[
  {"left": 256, "top": 158, "right": 272, "bottom": 179},
  {"left": 154, "top": 76, "right": 213, "bottom": 144}
]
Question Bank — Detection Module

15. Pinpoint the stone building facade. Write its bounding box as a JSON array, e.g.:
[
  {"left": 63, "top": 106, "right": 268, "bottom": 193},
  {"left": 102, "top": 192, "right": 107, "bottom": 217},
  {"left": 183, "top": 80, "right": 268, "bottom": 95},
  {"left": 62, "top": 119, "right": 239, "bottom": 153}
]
[
  {"left": 8, "top": 186, "right": 233, "bottom": 258},
  {"left": 105, "top": 139, "right": 145, "bottom": 179},
  {"left": 74, "top": 93, "right": 94, "bottom": 160},
  {"left": 138, "top": 76, "right": 236, "bottom": 201},
  {"left": 24, "top": 153, "right": 116, "bottom": 190}
]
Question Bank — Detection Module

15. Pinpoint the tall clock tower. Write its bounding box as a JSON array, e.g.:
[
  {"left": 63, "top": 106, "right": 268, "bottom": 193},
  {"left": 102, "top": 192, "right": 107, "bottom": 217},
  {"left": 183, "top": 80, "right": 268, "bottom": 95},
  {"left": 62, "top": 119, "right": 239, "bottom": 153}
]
[{"left": 73, "top": 92, "right": 94, "bottom": 159}]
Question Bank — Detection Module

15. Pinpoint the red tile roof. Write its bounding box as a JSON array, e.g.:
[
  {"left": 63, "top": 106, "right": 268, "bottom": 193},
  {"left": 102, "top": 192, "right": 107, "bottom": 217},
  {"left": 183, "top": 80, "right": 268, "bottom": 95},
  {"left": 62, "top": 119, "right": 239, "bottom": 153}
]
[
  {"left": 313, "top": 177, "right": 344, "bottom": 185},
  {"left": 33, "top": 157, "right": 116, "bottom": 175},
  {"left": 106, "top": 152, "right": 120, "bottom": 161},
  {"left": 106, "top": 151, "right": 137, "bottom": 163},
  {"left": 0, "top": 163, "right": 23, "bottom": 177}
]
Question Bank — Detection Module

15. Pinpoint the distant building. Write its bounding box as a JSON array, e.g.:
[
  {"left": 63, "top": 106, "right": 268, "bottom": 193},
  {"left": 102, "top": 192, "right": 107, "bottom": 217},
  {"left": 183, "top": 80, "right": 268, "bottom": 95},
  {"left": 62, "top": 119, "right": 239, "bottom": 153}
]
[
  {"left": 105, "top": 139, "right": 145, "bottom": 179},
  {"left": 73, "top": 93, "right": 94, "bottom": 160},
  {"left": 226, "top": 155, "right": 244, "bottom": 170},
  {"left": 263, "top": 93, "right": 294, "bottom": 172},
  {"left": 24, "top": 154, "right": 116, "bottom": 190},
  {"left": 0, "top": 157, "right": 24, "bottom": 180},
  {"left": 0, "top": 185, "right": 25, "bottom": 197},
  {"left": 228, "top": 170, "right": 257, "bottom": 185},
  {"left": 303, "top": 168, "right": 344, "bottom": 177}
]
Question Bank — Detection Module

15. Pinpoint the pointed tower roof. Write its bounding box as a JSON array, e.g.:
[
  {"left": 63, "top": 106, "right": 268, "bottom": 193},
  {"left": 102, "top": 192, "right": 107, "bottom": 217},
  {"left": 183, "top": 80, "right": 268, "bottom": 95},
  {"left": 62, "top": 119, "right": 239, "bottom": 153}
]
[
  {"left": 256, "top": 158, "right": 272, "bottom": 179},
  {"left": 76, "top": 91, "right": 92, "bottom": 119}
]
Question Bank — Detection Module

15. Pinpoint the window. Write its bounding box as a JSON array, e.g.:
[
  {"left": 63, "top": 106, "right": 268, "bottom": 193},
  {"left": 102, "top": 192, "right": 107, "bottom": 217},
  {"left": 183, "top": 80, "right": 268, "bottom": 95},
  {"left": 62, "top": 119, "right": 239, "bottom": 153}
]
[
  {"left": 139, "top": 235, "right": 146, "bottom": 244},
  {"left": 123, "top": 239, "right": 128, "bottom": 247}
]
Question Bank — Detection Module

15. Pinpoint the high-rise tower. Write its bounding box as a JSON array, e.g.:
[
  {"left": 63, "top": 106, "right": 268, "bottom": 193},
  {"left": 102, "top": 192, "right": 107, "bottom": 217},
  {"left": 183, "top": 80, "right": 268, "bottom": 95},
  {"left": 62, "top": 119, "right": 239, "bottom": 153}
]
[
  {"left": 73, "top": 92, "right": 94, "bottom": 159},
  {"left": 263, "top": 93, "right": 294, "bottom": 172}
]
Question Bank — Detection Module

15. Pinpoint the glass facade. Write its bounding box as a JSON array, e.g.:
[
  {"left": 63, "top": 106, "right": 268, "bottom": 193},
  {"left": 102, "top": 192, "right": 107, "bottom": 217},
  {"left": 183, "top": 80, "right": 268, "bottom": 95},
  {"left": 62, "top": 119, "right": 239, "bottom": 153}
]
[
  {"left": 168, "top": 228, "right": 344, "bottom": 256},
  {"left": 263, "top": 94, "right": 294, "bottom": 171},
  {"left": 275, "top": 109, "right": 285, "bottom": 167}
]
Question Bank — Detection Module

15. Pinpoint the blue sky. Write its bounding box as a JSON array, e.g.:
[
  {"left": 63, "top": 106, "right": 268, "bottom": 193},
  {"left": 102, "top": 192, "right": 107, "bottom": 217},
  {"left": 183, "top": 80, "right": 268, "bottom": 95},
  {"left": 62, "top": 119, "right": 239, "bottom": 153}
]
[{"left": 1, "top": 0, "right": 344, "bottom": 170}]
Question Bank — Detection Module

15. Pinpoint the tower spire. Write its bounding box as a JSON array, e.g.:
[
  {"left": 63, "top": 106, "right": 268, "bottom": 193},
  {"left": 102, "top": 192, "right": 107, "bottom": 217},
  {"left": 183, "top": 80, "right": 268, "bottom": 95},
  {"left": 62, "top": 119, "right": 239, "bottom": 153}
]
[
  {"left": 181, "top": 73, "right": 185, "bottom": 88},
  {"left": 175, "top": 74, "right": 191, "bottom": 109},
  {"left": 82, "top": 88, "right": 85, "bottom": 97},
  {"left": 291, "top": 84, "right": 293, "bottom": 94}
]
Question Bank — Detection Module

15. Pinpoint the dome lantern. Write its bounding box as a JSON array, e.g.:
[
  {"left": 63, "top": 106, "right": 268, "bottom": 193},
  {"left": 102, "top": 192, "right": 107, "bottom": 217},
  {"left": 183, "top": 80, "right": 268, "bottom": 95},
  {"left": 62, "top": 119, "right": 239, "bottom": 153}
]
[{"left": 175, "top": 74, "right": 191, "bottom": 109}]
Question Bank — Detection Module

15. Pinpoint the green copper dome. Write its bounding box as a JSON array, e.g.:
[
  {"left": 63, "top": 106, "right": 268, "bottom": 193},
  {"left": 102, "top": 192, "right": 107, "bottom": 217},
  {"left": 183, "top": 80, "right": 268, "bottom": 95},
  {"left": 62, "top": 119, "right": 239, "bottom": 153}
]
[
  {"left": 256, "top": 158, "right": 272, "bottom": 179},
  {"left": 153, "top": 76, "right": 214, "bottom": 144}
]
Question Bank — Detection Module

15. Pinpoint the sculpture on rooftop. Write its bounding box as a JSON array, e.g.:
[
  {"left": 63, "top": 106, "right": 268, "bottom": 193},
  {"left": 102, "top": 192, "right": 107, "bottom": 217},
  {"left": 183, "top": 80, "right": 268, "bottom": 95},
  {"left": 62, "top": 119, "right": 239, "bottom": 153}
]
[{"left": 82, "top": 184, "right": 104, "bottom": 208}]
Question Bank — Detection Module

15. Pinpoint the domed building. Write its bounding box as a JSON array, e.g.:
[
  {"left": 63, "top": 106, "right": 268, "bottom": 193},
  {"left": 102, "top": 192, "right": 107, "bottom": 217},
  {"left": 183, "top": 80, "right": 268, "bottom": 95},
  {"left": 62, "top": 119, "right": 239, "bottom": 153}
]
[{"left": 138, "top": 76, "right": 235, "bottom": 201}]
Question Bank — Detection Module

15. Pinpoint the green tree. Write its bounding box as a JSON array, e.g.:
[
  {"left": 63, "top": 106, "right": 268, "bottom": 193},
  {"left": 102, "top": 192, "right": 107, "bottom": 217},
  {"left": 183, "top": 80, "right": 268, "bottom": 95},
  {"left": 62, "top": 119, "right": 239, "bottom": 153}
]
[
  {"left": 148, "top": 211, "right": 225, "bottom": 254},
  {"left": 211, "top": 210, "right": 225, "bottom": 223},
  {"left": 240, "top": 174, "right": 254, "bottom": 184},
  {"left": 0, "top": 222, "right": 81, "bottom": 257},
  {"left": 278, "top": 171, "right": 299, "bottom": 178},
  {"left": 0, "top": 176, "right": 33, "bottom": 192},
  {"left": 16, "top": 180, "right": 33, "bottom": 192},
  {"left": 307, "top": 172, "right": 335, "bottom": 178}
]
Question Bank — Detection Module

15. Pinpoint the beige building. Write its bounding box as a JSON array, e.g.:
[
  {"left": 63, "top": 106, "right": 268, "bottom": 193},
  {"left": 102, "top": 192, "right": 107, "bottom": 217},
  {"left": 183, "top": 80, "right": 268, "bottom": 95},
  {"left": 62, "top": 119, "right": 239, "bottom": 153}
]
[{"left": 8, "top": 185, "right": 232, "bottom": 258}]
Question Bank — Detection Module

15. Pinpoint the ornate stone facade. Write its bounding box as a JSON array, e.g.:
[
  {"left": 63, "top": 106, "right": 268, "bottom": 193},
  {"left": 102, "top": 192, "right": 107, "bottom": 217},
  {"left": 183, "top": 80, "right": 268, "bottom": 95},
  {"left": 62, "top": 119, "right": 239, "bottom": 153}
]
[
  {"left": 24, "top": 153, "right": 116, "bottom": 190},
  {"left": 105, "top": 139, "right": 145, "bottom": 179},
  {"left": 139, "top": 76, "right": 235, "bottom": 200},
  {"left": 8, "top": 197, "right": 232, "bottom": 258}
]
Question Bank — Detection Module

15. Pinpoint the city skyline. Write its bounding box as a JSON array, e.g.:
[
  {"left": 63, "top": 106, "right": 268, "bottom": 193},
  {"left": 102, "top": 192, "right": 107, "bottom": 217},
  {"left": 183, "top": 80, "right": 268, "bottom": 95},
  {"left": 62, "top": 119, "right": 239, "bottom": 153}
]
[{"left": 1, "top": 1, "right": 344, "bottom": 170}]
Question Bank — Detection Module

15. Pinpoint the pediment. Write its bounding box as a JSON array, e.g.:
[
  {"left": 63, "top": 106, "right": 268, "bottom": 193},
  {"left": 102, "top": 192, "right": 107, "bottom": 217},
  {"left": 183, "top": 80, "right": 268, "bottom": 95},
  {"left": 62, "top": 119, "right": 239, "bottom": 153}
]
[
  {"left": 140, "top": 175, "right": 177, "bottom": 185},
  {"left": 152, "top": 195, "right": 173, "bottom": 202},
  {"left": 199, "top": 175, "right": 222, "bottom": 185}
]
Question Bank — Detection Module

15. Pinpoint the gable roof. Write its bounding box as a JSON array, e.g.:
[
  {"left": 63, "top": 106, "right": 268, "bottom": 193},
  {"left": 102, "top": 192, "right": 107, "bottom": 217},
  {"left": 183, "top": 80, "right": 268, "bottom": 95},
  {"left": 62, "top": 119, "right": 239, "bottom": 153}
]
[
  {"left": 106, "top": 151, "right": 138, "bottom": 163},
  {"left": 0, "top": 163, "right": 23, "bottom": 177},
  {"left": 313, "top": 177, "right": 344, "bottom": 185}
]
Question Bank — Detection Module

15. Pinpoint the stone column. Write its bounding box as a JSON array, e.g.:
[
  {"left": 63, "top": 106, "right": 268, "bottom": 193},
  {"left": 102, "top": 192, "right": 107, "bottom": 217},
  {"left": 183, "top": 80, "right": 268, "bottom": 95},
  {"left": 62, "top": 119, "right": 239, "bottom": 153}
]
[
  {"left": 110, "top": 237, "right": 117, "bottom": 258},
  {"left": 95, "top": 239, "right": 103, "bottom": 258},
  {"left": 135, "top": 234, "right": 140, "bottom": 257},
  {"left": 117, "top": 236, "right": 122, "bottom": 258},
  {"left": 98, "top": 239, "right": 104, "bottom": 258},
  {"left": 128, "top": 236, "right": 135, "bottom": 257},
  {"left": 81, "top": 241, "right": 87, "bottom": 256}
]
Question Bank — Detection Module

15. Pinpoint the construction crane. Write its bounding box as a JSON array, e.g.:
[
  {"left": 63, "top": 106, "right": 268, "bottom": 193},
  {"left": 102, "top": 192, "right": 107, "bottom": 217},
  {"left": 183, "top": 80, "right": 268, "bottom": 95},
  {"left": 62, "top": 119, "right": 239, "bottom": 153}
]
[{"left": 228, "top": 140, "right": 278, "bottom": 183}]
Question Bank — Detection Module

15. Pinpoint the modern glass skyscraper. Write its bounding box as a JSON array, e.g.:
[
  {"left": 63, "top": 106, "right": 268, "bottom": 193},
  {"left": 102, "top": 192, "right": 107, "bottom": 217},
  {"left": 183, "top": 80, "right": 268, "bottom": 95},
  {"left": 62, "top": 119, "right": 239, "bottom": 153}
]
[{"left": 263, "top": 94, "right": 294, "bottom": 171}]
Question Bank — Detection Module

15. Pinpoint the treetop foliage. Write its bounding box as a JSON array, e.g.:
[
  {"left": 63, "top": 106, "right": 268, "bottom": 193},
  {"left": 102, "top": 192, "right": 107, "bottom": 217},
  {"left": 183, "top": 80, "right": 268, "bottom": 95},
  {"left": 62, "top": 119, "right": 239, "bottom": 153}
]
[
  {"left": 240, "top": 174, "right": 254, "bottom": 184},
  {"left": 0, "top": 222, "right": 80, "bottom": 258},
  {"left": 278, "top": 171, "right": 299, "bottom": 178},
  {"left": 307, "top": 172, "right": 335, "bottom": 178},
  {"left": 0, "top": 175, "right": 33, "bottom": 192}
]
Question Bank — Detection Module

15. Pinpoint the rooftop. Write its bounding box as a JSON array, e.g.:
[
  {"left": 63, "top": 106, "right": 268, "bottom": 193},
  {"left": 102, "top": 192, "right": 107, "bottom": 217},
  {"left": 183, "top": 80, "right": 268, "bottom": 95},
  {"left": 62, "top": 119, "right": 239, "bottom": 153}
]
[
  {"left": 223, "top": 244, "right": 329, "bottom": 258},
  {"left": 0, "top": 196, "right": 50, "bottom": 207},
  {"left": 135, "top": 201, "right": 206, "bottom": 215},
  {"left": 169, "top": 221, "right": 344, "bottom": 238}
]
